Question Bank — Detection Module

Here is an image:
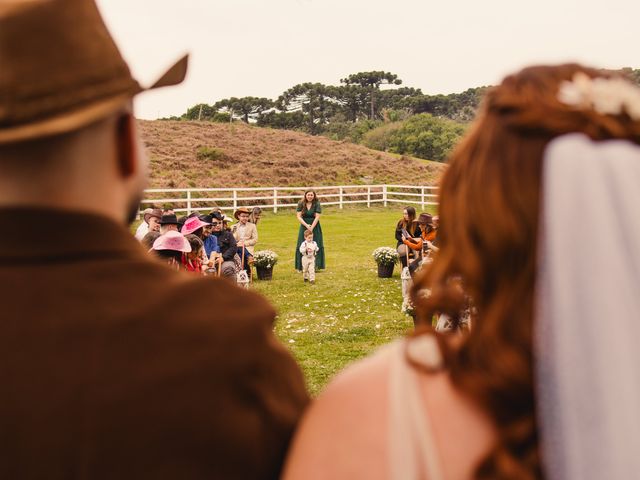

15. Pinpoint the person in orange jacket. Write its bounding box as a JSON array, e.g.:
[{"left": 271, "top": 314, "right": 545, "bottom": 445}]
[{"left": 402, "top": 213, "right": 439, "bottom": 274}]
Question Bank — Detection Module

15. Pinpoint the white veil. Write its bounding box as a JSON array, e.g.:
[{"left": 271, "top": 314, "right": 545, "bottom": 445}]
[{"left": 535, "top": 133, "right": 640, "bottom": 479}]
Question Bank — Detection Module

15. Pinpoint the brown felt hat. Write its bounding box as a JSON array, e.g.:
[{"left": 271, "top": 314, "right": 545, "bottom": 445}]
[
  {"left": 143, "top": 208, "right": 163, "bottom": 224},
  {"left": 417, "top": 213, "right": 433, "bottom": 225},
  {"left": 234, "top": 207, "right": 251, "bottom": 220},
  {"left": 0, "top": 0, "right": 189, "bottom": 145}
]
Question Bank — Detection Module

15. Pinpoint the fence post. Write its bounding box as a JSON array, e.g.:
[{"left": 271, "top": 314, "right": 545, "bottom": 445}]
[
  {"left": 421, "top": 187, "right": 425, "bottom": 210},
  {"left": 187, "top": 190, "right": 192, "bottom": 213},
  {"left": 339, "top": 186, "right": 344, "bottom": 209},
  {"left": 367, "top": 186, "right": 371, "bottom": 208},
  {"left": 273, "top": 188, "right": 278, "bottom": 213},
  {"left": 233, "top": 190, "right": 238, "bottom": 210},
  {"left": 383, "top": 185, "right": 388, "bottom": 207}
]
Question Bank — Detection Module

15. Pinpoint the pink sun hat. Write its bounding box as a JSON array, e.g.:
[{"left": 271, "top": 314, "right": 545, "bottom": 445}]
[
  {"left": 181, "top": 216, "right": 210, "bottom": 235},
  {"left": 152, "top": 231, "right": 192, "bottom": 253}
]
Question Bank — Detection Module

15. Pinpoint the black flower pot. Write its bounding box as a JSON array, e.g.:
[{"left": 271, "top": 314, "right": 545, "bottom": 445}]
[
  {"left": 256, "top": 266, "right": 273, "bottom": 280},
  {"left": 377, "top": 263, "right": 394, "bottom": 278}
]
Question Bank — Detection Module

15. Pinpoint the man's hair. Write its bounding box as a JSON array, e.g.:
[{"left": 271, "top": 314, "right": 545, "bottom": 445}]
[{"left": 141, "top": 231, "right": 161, "bottom": 251}]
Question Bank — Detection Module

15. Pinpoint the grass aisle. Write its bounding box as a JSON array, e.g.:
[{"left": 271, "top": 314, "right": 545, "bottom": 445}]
[{"left": 253, "top": 206, "right": 435, "bottom": 395}]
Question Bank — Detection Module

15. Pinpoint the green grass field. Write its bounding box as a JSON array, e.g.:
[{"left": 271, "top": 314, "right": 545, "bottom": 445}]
[{"left": 251, "top": 205, "right": 436, "bottom": 395}]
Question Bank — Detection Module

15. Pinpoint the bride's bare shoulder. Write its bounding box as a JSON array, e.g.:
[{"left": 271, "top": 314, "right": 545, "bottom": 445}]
[
  {"left": 282, "top": 337, "right": 495, "bottom": 480},
  {"left": 282, "top": 342, "right": 397, "bottom": 480}
]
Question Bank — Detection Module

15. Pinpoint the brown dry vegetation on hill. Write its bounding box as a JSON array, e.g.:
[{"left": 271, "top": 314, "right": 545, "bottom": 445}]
[{"left": 139, "top": 120, "right": 445, "bottom": 188}]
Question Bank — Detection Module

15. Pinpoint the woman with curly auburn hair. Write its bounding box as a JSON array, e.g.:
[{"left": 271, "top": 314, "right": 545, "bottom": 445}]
[{"left": 283, "top": 64, "right": 640, "bottom": 480}]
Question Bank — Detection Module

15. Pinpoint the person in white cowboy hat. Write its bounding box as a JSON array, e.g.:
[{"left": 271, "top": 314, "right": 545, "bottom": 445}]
[
  {"left": 134, "top": 207, "right": 153, "bottom": 239},
  {"left": 0, "top": 1, "right": 308, "bottom": 478}
]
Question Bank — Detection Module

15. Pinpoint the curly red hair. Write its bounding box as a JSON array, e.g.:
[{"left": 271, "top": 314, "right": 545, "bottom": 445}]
[{"left": 411, "top": 64, "right": 640, "bottom": 479}]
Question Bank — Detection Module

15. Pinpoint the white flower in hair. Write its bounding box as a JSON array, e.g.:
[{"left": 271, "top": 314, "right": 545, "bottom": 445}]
[
  {"left": 557, "top": 72, "right": 593, "bottom": 108},
  {"left": 558, "top": 71, "right": 640, "bottom": 120},
  {"left": 590, "top": 77, "right": 625, "bottom": 116}
]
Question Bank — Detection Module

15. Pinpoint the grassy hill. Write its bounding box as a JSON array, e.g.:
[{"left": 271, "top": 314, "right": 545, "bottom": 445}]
[{"left": 139, "top": 120, "right": 446, "bottom": 188}]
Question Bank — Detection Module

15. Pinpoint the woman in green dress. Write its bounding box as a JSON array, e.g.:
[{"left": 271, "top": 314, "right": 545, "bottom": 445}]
[{"left": 295, "top": 190, "right": 325, "bottom": 271}]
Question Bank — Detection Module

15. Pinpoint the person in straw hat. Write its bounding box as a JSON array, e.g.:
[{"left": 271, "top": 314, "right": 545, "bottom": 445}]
[
  {"left": 0, "top": 1, "right": 308, "bottom": 478},
  {"left": 232, "top": 206, "right": 258, "bottom": 276}
]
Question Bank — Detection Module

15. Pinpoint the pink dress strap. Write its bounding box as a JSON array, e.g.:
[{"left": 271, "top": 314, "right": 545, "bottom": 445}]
[{"left": 388, "top": 337, "right": 445, "bottom": 480}]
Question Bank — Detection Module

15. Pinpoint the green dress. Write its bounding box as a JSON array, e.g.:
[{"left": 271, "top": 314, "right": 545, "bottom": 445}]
[{"left": 295, "top": 201, "right": 325, "bottom": 271}]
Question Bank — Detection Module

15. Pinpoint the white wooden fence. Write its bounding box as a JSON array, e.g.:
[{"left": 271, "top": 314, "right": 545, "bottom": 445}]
[{"left": 140, "top": 184, "right": 438, "bottom": 214}]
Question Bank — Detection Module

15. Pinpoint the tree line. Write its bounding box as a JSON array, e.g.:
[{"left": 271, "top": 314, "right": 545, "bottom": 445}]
[
  {"left": 172, "top": 68, "right": 640, "bottom": 162},
  {"left": 180, "top": 71, "right": 485, "bottom": 127}
]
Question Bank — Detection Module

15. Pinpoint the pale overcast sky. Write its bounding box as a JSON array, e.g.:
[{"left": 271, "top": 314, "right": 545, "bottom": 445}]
[{"left": 97, "top": 0, "right": 639, "bottom": 120}]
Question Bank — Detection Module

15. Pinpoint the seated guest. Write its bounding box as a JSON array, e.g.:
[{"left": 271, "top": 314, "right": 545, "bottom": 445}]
[
  {"left": 151, "top": 231, "right": 191, "bottom": 270},
  {"left": 158, "top": 213, "right": 180, "bottom": 234},
  {"left": 181, "top": 215, "right": 216, "bottom": 269},
  {"left": 232, "top": 207, "right": 258, "bottom": 274},
  {"left": 395, "top": 206, "right": 421, "bottom": 267},
  {"left": 134, "top": 208, "right": 162, "bottom": 240},
  {"left": 211, "top": 211, "right": 238, "bottom": 278},
  {"left": 141, "top": 231, "right": 161, "bottom": 252},
  {"left": 177, "top": 215, "right": 188, "bottom": 232},
  {"left": 181, "top": 215, "right": 210, "bottom": 237},
  {"left": 402, "top": 213, "right": 438, "bottom": 274},
  {"left": 135, "top": 208, "right": 153, "bottom": 239},
  {"left": 182, "top": 234, "right": 205, "bottom": 274},
  {"left": 249, "top": 206, "right": 262, "bottom": 225},
  {"left": 198, "top": 214, "right": 220, "bottom": 258}
]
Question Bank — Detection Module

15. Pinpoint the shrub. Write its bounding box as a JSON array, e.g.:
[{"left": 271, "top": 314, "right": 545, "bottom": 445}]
[
  {"left": 322, "top": 119, "right": 381, "bottom": 143},
  {"left": 388, "top": 114, "right": 466, "bottom": 161},
  {"left": 196, "top": 146, "right": 225, "bottom": 161},
  {"left": 361, "top": 114, "right": 466, "bottom": 161},
  {"left": 361, "top": 122, "right": 403, "bottom": 151}
]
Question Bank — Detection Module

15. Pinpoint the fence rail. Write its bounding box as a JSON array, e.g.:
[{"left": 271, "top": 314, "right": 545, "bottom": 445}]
[{"left": 140, "top": 184, "right": 439, "bottom": 214}]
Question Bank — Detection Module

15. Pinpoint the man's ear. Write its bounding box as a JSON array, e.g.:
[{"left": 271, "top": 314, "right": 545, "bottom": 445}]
[{"left": 115, "top": 112, "right": 137, "bottom": 178}]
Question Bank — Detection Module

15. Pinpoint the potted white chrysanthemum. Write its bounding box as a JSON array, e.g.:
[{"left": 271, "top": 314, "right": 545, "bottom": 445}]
[
  {"left": 372, "top": 247, "right": 399, "bottom": 278},
  {"left": 253, "top": 250, "right": 279, "bottom": 280}
]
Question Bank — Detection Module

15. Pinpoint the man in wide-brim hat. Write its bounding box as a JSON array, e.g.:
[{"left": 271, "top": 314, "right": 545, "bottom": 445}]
[
  {"left": 134, "top": 208, "right": 163, "bottom": 240},
  {"left": 232, "top": 207, "right": 258, "bottom": 276},
  {"left": 233, "top": 206, "right": 252, "bottom": 220},
  {"left": 158, "top": 213, "right": 180, "bottom": 234},
  {"left": 0, "top": 1, "right": 308, "bottom": 478}
]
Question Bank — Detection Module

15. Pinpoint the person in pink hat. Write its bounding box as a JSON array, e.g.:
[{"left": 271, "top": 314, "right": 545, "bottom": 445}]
[
  {"left": 181, "top": 215, "right": 210, "bottom": 236},
  {"left": 151, "top": 230, "right": 191, "bottom": 270},
  {"left": 180, "top": 215, "right": 218, "bottom": 271}
]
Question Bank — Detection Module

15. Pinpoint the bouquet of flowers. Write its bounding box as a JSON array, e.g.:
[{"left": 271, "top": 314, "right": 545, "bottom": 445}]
[
  {"left": 372, "top": 246, "right": 398, "bottom": 266},
  {"left": 253, "top": 250, "right": 279, "bottom": 269}
]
